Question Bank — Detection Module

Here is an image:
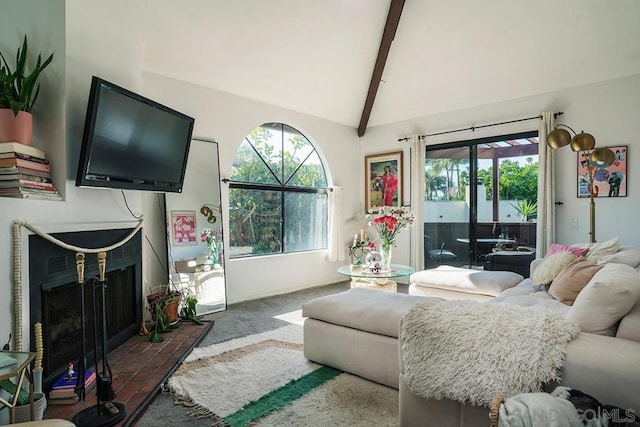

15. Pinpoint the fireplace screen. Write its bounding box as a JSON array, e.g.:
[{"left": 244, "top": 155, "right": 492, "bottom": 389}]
[
  {"left": 41, "top": 267, "right": 136, "bottom": 377},
  {"left": 29, "top": 228, "right": 143, "bottom": 389}
]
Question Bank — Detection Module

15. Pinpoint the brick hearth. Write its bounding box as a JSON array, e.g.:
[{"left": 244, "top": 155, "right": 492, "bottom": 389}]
[{"left": 44, "top": 320, "right": 212, "bottom": 426}]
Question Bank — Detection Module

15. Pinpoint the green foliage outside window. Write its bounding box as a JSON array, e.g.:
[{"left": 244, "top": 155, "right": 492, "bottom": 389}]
[{"left": 229, "top": 124, "right": 328, "bottom": 256}]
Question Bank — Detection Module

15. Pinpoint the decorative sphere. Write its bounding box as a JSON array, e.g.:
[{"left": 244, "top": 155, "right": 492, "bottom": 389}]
[{"left": 366, "top": 251, "right": 382, "bottom": 266}]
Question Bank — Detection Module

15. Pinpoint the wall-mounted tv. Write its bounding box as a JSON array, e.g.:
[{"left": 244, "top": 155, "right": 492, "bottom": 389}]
[{"left": 76, "top": 76, "right": 195, "bottom": 192}]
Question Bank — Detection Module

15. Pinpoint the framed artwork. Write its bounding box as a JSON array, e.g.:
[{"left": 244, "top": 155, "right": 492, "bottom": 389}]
[
  {"left": 365, "top": 151, "right": 403, "bottom": 212},
  {"left": 577, "top": 145, "right": 627, "bottom": 198},
  {"left": 171, "top": 210, "right": 198, "bottom": 245}
]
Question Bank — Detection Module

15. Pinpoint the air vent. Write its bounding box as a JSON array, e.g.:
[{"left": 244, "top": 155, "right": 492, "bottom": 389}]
[{"left": 47, "top": 256, "right": 67, "bottom": 275}]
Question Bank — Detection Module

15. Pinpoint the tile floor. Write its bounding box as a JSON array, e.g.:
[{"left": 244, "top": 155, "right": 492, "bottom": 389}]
[{"left": 43, "top": 320, "right": 212, "bottom": 426}]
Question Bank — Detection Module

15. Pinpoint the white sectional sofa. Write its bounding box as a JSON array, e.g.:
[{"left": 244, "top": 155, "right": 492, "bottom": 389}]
[{"left": 302, "top": 240, "right": 640, "bottom": 426}]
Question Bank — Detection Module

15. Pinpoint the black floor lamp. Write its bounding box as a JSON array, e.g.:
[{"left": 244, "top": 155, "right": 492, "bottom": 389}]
[{"left": 73, "top": 251, "right": 126, "bottom": 427}]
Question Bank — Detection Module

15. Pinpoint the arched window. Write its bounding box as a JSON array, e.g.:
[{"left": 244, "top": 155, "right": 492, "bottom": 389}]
[{"left": 228, "top": 123, "right": 329, "bottom": 257}]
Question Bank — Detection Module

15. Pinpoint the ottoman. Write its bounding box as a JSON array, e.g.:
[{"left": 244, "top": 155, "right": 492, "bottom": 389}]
[
  {"left": 302, "top": 287, "right": 425, "bottom": 388},
  {"left": 409, "top": 265, "right": 524, "bottom": 301}
]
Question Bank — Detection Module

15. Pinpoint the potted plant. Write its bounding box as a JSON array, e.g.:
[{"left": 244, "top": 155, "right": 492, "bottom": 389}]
[
  {"left": 0, "top": 35, "right": 54, "bottom": 145},
  {"left": 510, "top": 199, "right": 537, "bottom": 222},
  {"left": 146, "top": 284, "right": 183, "bottom": 342},
  {"left": 180, "top": 292, "right": 203, "bottom": 325},
  {"left": 0, "top": 378, "right": 47, "bottom": 423}
]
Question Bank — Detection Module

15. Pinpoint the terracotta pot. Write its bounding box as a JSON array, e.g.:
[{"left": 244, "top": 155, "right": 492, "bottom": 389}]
[
  {"left": 0, "top": 109, "right": 33, "bottom": 145},
  {"left": 147, "top": 292, "right": 182, "bottom": 324}
]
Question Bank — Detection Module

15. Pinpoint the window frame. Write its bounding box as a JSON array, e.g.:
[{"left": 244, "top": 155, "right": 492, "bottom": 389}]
[{"left": 228, "top": 123, "right": 330, "bottom": 258}]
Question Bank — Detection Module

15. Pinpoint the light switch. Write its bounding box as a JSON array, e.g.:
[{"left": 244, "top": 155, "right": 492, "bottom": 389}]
[{"left": 569, "top": 218, "right": 578, "bottom": 230}]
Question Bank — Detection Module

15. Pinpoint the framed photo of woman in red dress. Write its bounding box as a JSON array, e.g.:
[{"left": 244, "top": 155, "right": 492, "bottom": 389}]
[{"left": 365, "top": 151, "right": 403, "bottom": 213}]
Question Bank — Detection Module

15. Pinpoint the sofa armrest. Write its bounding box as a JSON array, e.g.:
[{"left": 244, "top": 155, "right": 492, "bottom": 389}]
[
  {"left": 617, "top": 300, "right": 640, "bottom": 342},
  {"left": 529, "top": 258, "right": 543, "bottom": 277},
  {"left": 562, "top": 332, "right": 640, "bottom": 413}
]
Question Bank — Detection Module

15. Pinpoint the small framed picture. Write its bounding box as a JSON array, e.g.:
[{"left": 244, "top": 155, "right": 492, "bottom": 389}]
[
  {"left": 577, "top": 145, "right": 627, "bottom": 198},
  {"left": 171, "top": 210, "right": 197, "bottom": 246},
  {"left": 365, "top": 151, "right": 403, "bottom": 212}
]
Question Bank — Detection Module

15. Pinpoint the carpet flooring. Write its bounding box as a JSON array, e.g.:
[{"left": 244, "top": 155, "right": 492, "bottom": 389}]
[{"left": 136, "top": 280, "right": 404, "bottom": 426}]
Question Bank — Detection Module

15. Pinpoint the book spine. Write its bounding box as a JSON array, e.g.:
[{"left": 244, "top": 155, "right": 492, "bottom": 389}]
[
  {"left": 0, "top": 142, "right": 46, "bottom": 158},
  {"left": 0, "top": 167, "right": 51, "bottom": 178},
  {"left": 19, "top": 193, "right": 62, "bottom": 201},
  {"left": 0, "top": 152, "right": 48, "bottom": 163},
  {"left": 0, "top": 158, "right": 51, "bottom": 172}
]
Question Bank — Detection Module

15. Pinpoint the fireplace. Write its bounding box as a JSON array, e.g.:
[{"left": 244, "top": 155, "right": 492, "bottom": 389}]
[{"left": 28, "top": 228, "right": 143, "bottom": 390}]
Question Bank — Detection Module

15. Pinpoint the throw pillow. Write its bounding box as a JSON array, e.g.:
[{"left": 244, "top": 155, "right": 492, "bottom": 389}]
[
  {"left": 565, "top": 263, "right": 640, "bottom": 335},
  {"left": 595, "top": 246, "right": 640, "bottom": 268},
  {"left": 571, "top": 237, "right": 620, "bottom": 262},
  {"left": 546, "top": 243, "right": 589, "bottom": 258},
  {"left": 548, "top": 260, "right": 603, "bottom": 305},
  {"left": 531, "top": 251, "right": 580, "bottom": 287}
]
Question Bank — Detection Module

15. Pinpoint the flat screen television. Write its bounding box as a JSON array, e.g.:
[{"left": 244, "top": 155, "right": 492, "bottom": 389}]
[{"left": 76, "top": 76, "right": 195, "bottom": 192}]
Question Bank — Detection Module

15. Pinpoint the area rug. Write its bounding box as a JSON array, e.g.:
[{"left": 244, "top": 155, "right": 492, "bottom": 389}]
[{"left": 164, "top": 324, "right": 398, "bottom": 426}]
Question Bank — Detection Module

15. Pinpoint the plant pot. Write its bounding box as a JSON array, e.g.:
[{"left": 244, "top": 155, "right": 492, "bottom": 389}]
[
  {"left": 0, "top": 109, "right": 33, "bottom": 145},
  {"left": 146, "top": 292, "right": 182, "bottom": 324},
  {"left": 12, "top": 392, "right": 47, "bottom": 423}
]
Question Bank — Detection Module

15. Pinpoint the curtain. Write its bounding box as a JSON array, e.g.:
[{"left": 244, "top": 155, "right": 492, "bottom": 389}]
[
  {"left": 409, "top": 135, "right": 425, "bottom": 270},
  {"left": 326, "top": 185, "right": 345, "bottom": 262},
  {"left": 537, "top": 112, "right": 556, "bottom": 258}
]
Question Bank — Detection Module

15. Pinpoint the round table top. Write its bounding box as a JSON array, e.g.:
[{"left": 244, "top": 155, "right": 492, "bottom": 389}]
[{"left": 337, "top": 264, "right": 416, "bottom": 279}]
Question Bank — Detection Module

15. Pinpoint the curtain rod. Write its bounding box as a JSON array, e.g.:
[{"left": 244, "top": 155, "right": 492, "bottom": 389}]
[{"left": 397, "top": 111, "right": 563, "bottom": 142}]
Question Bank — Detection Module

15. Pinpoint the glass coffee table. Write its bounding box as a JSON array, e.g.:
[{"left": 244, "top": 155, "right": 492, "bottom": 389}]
[{"left": 337, "top": 264, "right": 416, "bottom": 293}]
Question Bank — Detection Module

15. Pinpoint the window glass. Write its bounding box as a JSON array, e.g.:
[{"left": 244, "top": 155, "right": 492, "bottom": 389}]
[{"left": 229, "top": 123, "right": 328, "bottom": 257}]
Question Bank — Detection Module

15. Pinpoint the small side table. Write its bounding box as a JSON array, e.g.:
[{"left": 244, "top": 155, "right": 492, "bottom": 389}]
[
  {"left": 337, "top": 264, "right": 416, "bottom": 293},
  {"left": 0, "top": 351, "right": 36, "bottom": 424}
]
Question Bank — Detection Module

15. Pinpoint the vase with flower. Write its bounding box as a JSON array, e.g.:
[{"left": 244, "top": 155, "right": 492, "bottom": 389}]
[
  {"left": 200, "top": 228, "right": 220, "bottom": 265},
  {"left": 366, "top": 206, "right": 415, "bottom": 270}
]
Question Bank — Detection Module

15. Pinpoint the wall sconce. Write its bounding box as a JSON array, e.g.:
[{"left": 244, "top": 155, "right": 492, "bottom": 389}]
[
  {"left": 547, "top": 124, "right": 615, "bottom": 243},
  {"left": 200, "top": 204, "right": 221, "bottom": 223}
]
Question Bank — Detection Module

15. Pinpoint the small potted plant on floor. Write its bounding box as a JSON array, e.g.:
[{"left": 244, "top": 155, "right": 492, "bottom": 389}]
[
  {"left": 0, "top": 35, "right": 54, "bottom": 145},
  {"left": 146, "top": 284, "right": 183, "bottom": 342}
]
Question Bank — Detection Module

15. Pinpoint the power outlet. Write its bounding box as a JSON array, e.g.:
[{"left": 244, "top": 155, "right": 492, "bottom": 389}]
[{"left": 569, "top": 218, "right": 578, "bottom": 230}]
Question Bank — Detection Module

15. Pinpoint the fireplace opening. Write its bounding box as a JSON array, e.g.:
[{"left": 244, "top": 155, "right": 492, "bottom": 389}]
[{"left": 29, "top": 228, "right": 143, "bottom": 391}]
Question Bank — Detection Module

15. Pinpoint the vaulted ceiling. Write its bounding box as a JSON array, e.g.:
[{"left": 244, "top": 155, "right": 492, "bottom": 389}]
[{"left": 136, "top": 0, "right": 640, "bottom": 133}]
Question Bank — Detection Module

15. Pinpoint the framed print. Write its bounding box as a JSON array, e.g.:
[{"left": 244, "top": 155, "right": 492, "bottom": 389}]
[
  {"left": 365, "top": 151, "right": 403, "bottom": 212},
  {"left": 171, "top": 210, "right": 197, "bottom": 245},
  {"left": 577, "top": 145, "right": 627, "bottom": 198}
]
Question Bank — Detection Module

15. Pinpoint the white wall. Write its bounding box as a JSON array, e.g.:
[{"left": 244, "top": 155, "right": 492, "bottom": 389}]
[
  {"left": 0, "top": 1, "right": 361, "bottom": 350},
  {"left": 361, "top": 74, "right": 640, "bottom": 250},
  {"left": 141, "top": 72, "right": 361, "bottom": 303}
]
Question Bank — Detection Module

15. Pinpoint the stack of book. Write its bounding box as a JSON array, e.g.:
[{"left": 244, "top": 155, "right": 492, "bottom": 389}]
[
  {"left": 48, "top": 369, "right": 96, "bottom": 405},
  {"left": 0, "top": 142, "right": 61, "bottom": 201}
]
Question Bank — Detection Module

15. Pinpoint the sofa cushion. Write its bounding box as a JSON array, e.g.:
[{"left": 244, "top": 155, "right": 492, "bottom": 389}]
[
  {"left": 410, "top": 266, "right": 523, "bottom": 297},
  {"left": 572, "top": 237, "right": 620, "bottom": 262},
  {"left": 616, "top": 300, "right": 640, "bottom": 342},
  {"left": 301, "top": 287, "right": 424, "bottom": 338},
  {"left": 546, "top": 242, "right": 589, "bottom": 258},
  {"left": 548, "top": 260, "right": 603, "bottom": 305},
  {"left": 531, "top": 251, "right": 580, "bottom": 287},
  {"left": 565, "top": 263, "right": 640, "bottom": 335},
  {"left": 595, "top": 246, "right": 640, "bottom": 268}
]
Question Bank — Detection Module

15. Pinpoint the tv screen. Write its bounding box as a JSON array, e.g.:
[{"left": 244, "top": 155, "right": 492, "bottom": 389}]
[{"left": 76, "top": 76, "right": 195, "bottom": 192}]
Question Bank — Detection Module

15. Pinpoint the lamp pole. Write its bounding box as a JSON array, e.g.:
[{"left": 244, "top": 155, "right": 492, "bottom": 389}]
[{"left": 587, "top": 162, "right": 597, "bottom": 243}]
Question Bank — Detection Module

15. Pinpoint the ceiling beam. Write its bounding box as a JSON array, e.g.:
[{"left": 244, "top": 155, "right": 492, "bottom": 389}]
[{"left": 357, "top": 0, "right": 406, "bottom": 137}]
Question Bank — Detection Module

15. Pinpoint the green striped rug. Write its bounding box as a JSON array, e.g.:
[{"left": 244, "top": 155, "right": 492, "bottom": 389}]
[{"left": 165, "top": 325, "right": 398, "bottom": 427}]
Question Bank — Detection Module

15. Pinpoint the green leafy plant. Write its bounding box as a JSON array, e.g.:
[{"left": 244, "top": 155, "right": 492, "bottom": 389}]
[
  {"left": 0, "top": 35, "right": 54, "bottom": 116},
  {"left": 510, "top": 199, "right": 537, "bottom": 222},
  {"left": 0, "top": 378, "right": 29, "bottom": 407},
  {"left": 180, "top": 294, "right": 203, "bottom": 325},
  {"left": 147, "top": 287, "right": 182, "bottom": 343}
]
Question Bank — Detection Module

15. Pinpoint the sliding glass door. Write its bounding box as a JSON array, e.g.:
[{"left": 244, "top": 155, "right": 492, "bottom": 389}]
[{"left": 424, "top": 132, "right": 539, "bottom": 269}]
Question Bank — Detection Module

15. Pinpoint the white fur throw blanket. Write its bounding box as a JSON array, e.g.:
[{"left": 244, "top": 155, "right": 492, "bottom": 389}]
[{"left": 401, "top": 299, "right": 581, "bottom": 406}]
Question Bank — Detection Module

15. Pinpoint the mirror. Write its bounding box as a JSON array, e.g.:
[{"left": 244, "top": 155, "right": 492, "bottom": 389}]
[{"left": 165, "top": 139, "right": 226, "bottom": 315}]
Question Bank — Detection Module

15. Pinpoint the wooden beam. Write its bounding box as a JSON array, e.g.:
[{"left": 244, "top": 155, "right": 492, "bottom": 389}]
[{"left": 357, "top": 0, "right": 405, "bottom": 137}]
